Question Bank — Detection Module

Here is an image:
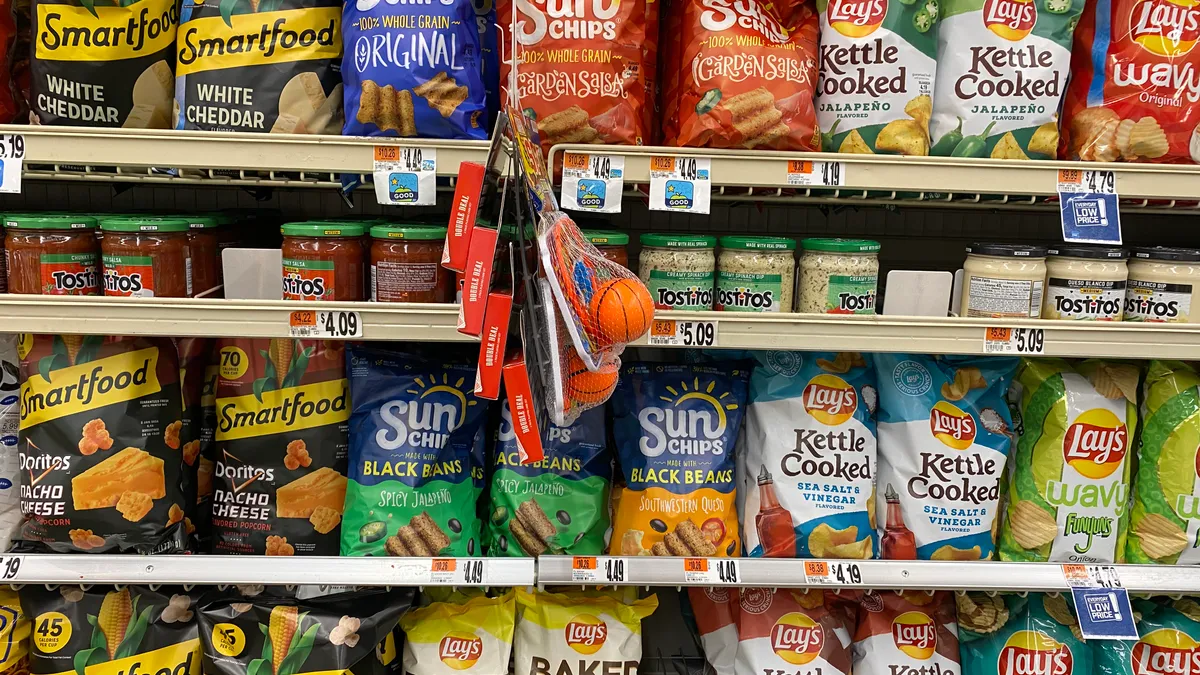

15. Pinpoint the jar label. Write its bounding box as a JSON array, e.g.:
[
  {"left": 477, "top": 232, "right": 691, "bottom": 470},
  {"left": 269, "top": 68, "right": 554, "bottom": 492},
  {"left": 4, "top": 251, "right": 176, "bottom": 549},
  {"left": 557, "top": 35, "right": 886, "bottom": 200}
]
[
  {"left": 39, "top": 252, "right": 98, "bottom": 295},
  {"left": 715, "top": 271, "right": 783, "bottom": 312},
  {"left": 825, "top": 274, "right": 877, "bottom": 314},
  {"left": 647, "top": 269, "right": 713, "bottom": 311},
  {"left": 101, "top": 254, "right": 154, "bottom": 297},
  {"left": 372, "top": 261, "right": 439, "bottom": 302},
  {"left": 1044, "top": 278, "right": 1125, "bottom": 321},
  {"left": 966, "top": 276, "right": 1043, "bottom": 319},
  {"left": 283, "top": 258, "right": 335, "bottom": 301},
  {"left": 1125, "top": 279, "right": 1192, "bottom": 323}
]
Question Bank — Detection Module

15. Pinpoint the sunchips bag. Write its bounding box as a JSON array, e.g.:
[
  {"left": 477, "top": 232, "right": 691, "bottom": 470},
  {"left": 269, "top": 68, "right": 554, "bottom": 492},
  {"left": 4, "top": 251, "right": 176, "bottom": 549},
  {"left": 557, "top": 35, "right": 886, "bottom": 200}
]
[
  {"left": 609, "top": 361, "right": 749, "bottom": 557},
  {"left": 513, "top": 588, "right": 658, "bottom": 675},
  {"left": 959, "top": 593, "right": 1089, "bottom": 675},
  {"left": 816, "top": 0, "right": 938, "bottom": 156},
  {"left": 19, "top": 335, "right": 188, "bottom": 553},
  {"left": 930, "top": 0, "right": 1084, "bottom": 159},
  {"left": 741, "top": 351, "right": 878, "bottom": 559},
  {"left": 852, "top": 591, "right": 960, "bottom": 675},
  {"left": 733, "top": 588, "right": 856, "bottom": 675},
  {"left": 1096, "top": 599, "right": 1200, "bottom": 675},
  {"left": 401, "top": 591, "right": 515, "bottom": 675},
  {"left": 1001, "top": 359, "right": 1136, "bottom": 563},
  {"left": 871, "top": 354, "right": 1017, "bottom": 559},
  {"left": 487, "top": 401, "right": 611, "bottom": 556},
  {"left": 342, "top": 347, "right": 488, "bottom": 557}
]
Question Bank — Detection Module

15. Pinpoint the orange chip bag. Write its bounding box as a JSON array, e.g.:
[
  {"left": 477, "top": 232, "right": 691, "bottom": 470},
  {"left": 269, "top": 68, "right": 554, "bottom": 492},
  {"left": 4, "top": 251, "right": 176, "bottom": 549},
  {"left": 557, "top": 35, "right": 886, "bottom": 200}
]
[{"left": 665, "top": 0, "right": 821, "bottom": 150}]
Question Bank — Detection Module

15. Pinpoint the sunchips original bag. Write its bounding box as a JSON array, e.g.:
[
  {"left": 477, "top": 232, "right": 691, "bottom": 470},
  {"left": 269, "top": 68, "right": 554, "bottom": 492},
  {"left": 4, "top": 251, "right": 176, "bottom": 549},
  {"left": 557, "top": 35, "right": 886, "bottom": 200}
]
[{"left": 31, "top": 0, "right": 177, "bottom": 126}]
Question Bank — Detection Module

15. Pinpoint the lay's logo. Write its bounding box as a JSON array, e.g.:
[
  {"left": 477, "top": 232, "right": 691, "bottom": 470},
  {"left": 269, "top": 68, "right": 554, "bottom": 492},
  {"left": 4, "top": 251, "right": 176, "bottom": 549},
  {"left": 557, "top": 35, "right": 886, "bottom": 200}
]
[
  {"left": 1130, "top": 629, "right": 1200, "bottom": 675},
  {"left": 565, "top": 614, "right": 607, "bottom": 655},
  {"left": 998, "top": 630, "right": 1073, "bottom": 675},
  {"left": 1064, "top": 408, "right": 1127, "bottom": 479},
  {"left": 983, "top": 0, "right": 1038, "bottom": 40},
  {"left": 892, "top": 611, "right": 937, "bottom": 660},
  {"left": 803, "top": 374, "right": 858, "bottom": 426},
  {"left": 771, "top": 613, "right": 824, "bottom": 665},
  {"left": 930, "top": 401, "right": 976, "bottom": 450},
  {"left": 439, "top": 632, "right": 483, "bottom": 670},
  {"left": 828, "top": 0, "right": 887, "bottom": 37},
  {"left": 1130, "top": 0, "right": 1200, "bottom": 56}
]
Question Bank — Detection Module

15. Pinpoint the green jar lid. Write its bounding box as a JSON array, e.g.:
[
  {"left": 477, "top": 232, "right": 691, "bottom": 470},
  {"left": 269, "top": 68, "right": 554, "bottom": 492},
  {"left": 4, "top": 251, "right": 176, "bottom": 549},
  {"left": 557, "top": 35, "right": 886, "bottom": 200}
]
[
  {"left": 100, "top": 217, "right": 191, "bottom": 233},
  {"left": 802, "top": 238, "right": 881, "bottom": 254},
  {"left": 370, "top": 225, "right": 447, "bottom": 240},
  {"left": 4, "top": 214, "right": 98, "bottom": 230},
  {"left": 280, "top": 222, "right": 367, "bottom": 238},
  {"left": 584, "top": 230, "right": 629, "bottom": 246},
  {"left": 640, "top": 233, "right": 717, "bottom": 249},
  {"left": 720, "top": 236, "right": 796, "bottom": 251},
  {"left": 184, "top": 215, "right": 225, "bottom": 230}
]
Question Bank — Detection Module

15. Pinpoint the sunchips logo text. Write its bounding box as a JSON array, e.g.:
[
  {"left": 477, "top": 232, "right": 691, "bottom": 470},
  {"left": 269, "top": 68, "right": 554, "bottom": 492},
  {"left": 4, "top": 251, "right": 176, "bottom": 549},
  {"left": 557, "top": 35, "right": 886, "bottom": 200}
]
[
  {"left": 376, "top": 371, "right": 479, "bottom": 451},
  {"left": 771, "top": 613, "right": 824, "bottom": 665},
  {"left": 217, "top": 379, "right": 349, "bottom": 441},
  {"left": 930, "top": 401, "right": 976, "bottom": 450},
  {"left": 565, "top": 614, "right": 608, "bottom": 655},
  {"left": 998, "top": 630, "right": 1072, "bottom": 675},
  {"left": 439, "top": 632, "right": 484, "bottom": 670},
  {"left": 1064, "top": 408, "right": 1128, "bottom": 479},
  {"left": 1130, "top": 629, "right": 1200, "bottom": 675},
  {"left": 828, "top": 0, "right": 887, "bottom": 37},
  {"left": 21, "top": 347, "right": 161, "bottom": 428},
  {"left": 1129, "top": 0, "right": 1200, "bottom": 57},
  {"left": 892, "top": 611, "right": 937, "bottom": 660},
  {"left": 638, "top": 375, "right": 740, "bottom": 457},
  {"left": 176, "top": 8, "right": 341, "bottom": 76},
  {"left": 36, "top": 0, "right": 178, "bottom": 62},
  {"left": 513, "top": 0, "right": 619, "bottom": 46},
  {"left": 698, "top": 0, "right": 789, "bottom": 42},
  {"left": 802, "top": 374, "right": 858, "bottom": 425},
  {"left": 984, "top": 0, "right": 1038, "bottom": 40}
]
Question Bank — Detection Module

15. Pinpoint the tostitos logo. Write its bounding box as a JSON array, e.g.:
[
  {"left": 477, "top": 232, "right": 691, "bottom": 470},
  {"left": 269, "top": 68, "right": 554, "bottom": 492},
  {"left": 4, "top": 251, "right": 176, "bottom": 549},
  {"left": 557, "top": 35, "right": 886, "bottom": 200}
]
[
  {"left": 438, "top": 632, "right": 484, "bottom": 670},
  {"left": 803, "top": 375, "right": 858, "bottom": 425},
  {"left": 771, "top": 612, "right": 824, "bottom": 665},
  {"left": 828, "top": 0, "right": 887, "bottom": 37},
  {"left": 1130, "top": 629, "right": 1200, "bottom": 675},
  {"left": 1064, "top": 408, "right": 1128, "bottom": 479},
  {"left": 565, "top": 614, "right": 608, "bottom": 655},
  {"left": 1130, "top": 0, "right": 1200, "bottom": 56},
  {"left": 892, "top": 611, "right": 937, "bottom": 660},
  {"left": 930, "top": 401, "right": 976, "bottom": 450},
  {"left": 998, "top": 630, "right": 1073, "bottom": 675},
  {"left": 637, "top": 375, "right": 741, "bottom": 457},
  {"left": 984, "top": 0, "right": 1038, "bottom": 39}
]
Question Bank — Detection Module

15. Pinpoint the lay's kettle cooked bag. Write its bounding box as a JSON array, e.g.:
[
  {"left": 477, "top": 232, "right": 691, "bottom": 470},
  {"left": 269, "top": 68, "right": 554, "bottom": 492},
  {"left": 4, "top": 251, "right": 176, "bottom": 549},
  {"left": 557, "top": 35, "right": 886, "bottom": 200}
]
[
  {"left": 732, "top": 588, "right": 857, "bottom": 675},
  {"left": 852, "top": 591, "right": 961, "bottom": 675},
  {"left": 741, "top": 351, "right": 878, "bottom": 559},
  {"left": 959, "top": 593, "right": 1090, "bottom": 675},
  {"left": 1000, "top": 359, "right": 1136, "bottom": 563},
  {"left": 872, "top": 353, "right": 1017, "bottom": 559}
]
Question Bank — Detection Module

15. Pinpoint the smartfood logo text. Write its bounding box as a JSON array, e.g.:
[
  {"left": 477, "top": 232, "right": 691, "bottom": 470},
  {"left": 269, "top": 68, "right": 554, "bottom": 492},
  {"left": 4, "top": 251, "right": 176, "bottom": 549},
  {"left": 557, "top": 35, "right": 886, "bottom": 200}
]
[{"left": 637, "top": 375, "right": 740, "bottom": 457}]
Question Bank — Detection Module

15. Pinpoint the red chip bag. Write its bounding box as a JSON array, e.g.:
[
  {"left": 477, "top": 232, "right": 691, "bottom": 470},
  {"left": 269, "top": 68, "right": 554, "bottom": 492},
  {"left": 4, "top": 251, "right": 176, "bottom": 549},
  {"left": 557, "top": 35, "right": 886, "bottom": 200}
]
[
  {"left": 733, "top": 588, "right": 857, "bottom": 675},
  {"left": 1061, "top": 0, "right": 1200, "bottom": 163},
  {"left": 851, "top": 591, "right": 961, "bottom": 675},
  {"left": 665, "top": 0, "right": 820, "bottom": 151}
]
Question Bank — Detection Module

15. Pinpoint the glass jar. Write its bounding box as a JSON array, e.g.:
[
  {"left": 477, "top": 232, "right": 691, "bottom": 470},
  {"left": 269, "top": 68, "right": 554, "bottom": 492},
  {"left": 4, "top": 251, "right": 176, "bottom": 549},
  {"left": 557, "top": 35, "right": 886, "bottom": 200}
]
[
  {"left": 961, "top": 243, "right": 1048, "bottom": 319},
  {"left": 1124, "top": 246, "right": 1200, "bottom": 323},
  {"left": 638, "top": 234, "right": 717, "bottom": 310},
  {"left": 583, "top": 230, "right": 630, "bottom": 268},
  {"left": 185, "top": 214, "right": 230, "bottom": 296},
  {"left": 1043, "top": 246, "right": 1127, "bottom": 321},
  {"left": 280, "top": 222, "right": 367, "bottom": 301},
  {"left": 370, "top": 225, "right": 452, "bottom": 303},
  {"left": 4, "top": 214, "right": 100, "bottom": 295},
  {"left": 798, "top": 238, "right": 881, "bottom": 314},
  {"left": 100, "top": 218, "right": 193, "bottom": 297},
  {"left": 716, "top": 236, "right": 797, "bottom": 312}
]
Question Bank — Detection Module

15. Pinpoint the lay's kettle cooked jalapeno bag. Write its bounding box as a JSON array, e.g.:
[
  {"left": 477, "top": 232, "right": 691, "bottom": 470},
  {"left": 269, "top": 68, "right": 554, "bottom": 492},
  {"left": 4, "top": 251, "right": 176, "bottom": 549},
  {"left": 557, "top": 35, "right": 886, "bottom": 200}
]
[
  {"left": 959, "top": 593, "right": 1090, "bottom": 675},
  {"left": 1000, "top": 359, "right": 1136, "bottom": 563}
]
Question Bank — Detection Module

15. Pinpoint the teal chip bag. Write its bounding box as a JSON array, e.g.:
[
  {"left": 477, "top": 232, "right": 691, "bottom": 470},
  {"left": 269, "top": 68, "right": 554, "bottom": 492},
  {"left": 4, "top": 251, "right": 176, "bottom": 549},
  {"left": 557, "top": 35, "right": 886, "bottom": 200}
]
[
  {"left": 1096, "top": 599, "right": 1200, "bottom": 675},
  {"left": 960, "top": 593, "right": 1090, "bottom": 675}
]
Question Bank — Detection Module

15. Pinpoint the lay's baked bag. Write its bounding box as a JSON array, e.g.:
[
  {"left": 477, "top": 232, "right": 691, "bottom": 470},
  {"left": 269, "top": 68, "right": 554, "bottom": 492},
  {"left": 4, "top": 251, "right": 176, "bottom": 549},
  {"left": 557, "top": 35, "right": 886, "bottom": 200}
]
[
  {"left": 959, "top": 593, "right": 1089, "bottom": 675},
  {"left": 872, "top": 354, "right": 1017, "bottom": 560},
  {"left": 733, "top": 588, "right": 857, "bottom": 675},
  {"left": 1096, "top": 599, "right": 1200, "bottom": 675},
  {"left": 1000, "top": 359, "right": 1136, "bottom": 563},
  {"left": 852, "top": 591, "right": 960, "bottom": 675},
  {"left": 741, "top": 351, "right": 878, "bottom": 559},
  {"left": 514, "top": 588, "right": 657, "bottom": 675},
  {"left": 610, "top": 361, "right": 749, "bottom": 557},
  {"left": 401, "top": 591, "right": 515, "bottom": 675}
]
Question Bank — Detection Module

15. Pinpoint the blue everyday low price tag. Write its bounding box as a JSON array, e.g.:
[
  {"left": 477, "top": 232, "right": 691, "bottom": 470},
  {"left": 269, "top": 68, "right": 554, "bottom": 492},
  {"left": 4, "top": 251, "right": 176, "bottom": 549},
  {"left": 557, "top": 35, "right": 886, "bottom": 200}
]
[
  {"left": 1071, "top": 587, "right": 1139, "bottom": 640},
  {"left": 1058, "top": 169, "right": 1121, "bottom": 244}
]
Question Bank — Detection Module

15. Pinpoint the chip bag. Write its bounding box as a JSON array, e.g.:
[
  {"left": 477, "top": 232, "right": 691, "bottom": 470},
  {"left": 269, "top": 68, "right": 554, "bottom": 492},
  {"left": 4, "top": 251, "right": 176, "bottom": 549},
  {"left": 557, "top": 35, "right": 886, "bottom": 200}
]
[
  {"left": 0, "top": 588, "right": 28, "bottom": 675},
  {"left": 687, "top": 588, "right": 738, "bottom": 675},
  {"left": 513, "top": 588, "right": 658, "bottom": 675},
  {"left": 1096, "top": 599, "right": 1200, "bottom": 675},
  {"left": 959, "top": 593, "right": 1089, "bottom": 675},
  {"left": 733, "top": 588, "right": 856, "bottom": 675},
  {"left": 0, "top": 336, "right": 19, "bottom": 552},
  {"left": 852, "top": 591, "right": 960, "bottom": 675},
  {"left": 1001, "top": 359, "right": 1136, "bottom": 563},
  {"left": 401, "top": 592, "right": 514, "bottom": 675}
]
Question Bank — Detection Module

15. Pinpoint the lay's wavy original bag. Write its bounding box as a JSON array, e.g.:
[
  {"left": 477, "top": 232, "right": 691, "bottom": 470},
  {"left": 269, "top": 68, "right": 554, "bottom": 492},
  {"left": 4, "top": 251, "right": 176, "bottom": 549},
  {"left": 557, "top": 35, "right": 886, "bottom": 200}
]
[
  {"left": 872, "top": 354, "right": 1017, "bottom": 560},
  {"left": 401, "top": 591, "right": 515, "bottom": 675},
  {"left": 514, "top": 588, "right": 657, "bottom": 675},
  {"left": 1095, "top": 599, "right": 1200, "bottom": 675},
  {"left": 959, "top": 593, "right": 1089, "bottom": 675},
  {"left": 741, "top": 351, "right": 878, "bottom": 559},
  {"left": 1000, "top": 359, "right": 1136, "bottom": 563},
  {"left": 610, "top": 362, "right": 749, "bottom": 557}
]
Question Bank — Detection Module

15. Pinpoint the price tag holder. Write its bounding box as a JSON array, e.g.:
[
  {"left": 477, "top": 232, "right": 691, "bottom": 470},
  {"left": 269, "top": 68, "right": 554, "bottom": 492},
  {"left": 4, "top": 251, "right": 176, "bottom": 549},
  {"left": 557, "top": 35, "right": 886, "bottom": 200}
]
[
  {"left": 648, "top": 319, "right": 717, "bottom": 347},
  {"left": 374, "top": 146, "right": 437, "bottom": 206},
  {"left": 1058, "top": 169, "right": 1121, "bottom": 244},
  {"left": 571, "top": 556, "right": 629, "bottom": 584},
  {"left": 0, "top": 134, "right": 23, "bottom": 195},
  {"left": 649, "top": 155, "right": 711, "bottom": 215},
  {"left": 289, "top": 310, "right": 364, "bottom": 338},
  {"left": 804, "top": 560, "right": 863, "bottom": 585},
  {"left": 983, "top": 327, "right": 1045, "bottom": 355},
  {"left": 1062, "top": 564, "right": 1122, "bottom": 588},
  {"left": 0, "top": 555, "right": 21, "bottom": 581},
  {"left": 786, "top": 160, "right": 846, "bottom": 187},
  {"left": 560, "top": 152, "right": 624, "bottom": 214},
  {"left": 683, "top": 558, "right": 739, "bottom": 584}
]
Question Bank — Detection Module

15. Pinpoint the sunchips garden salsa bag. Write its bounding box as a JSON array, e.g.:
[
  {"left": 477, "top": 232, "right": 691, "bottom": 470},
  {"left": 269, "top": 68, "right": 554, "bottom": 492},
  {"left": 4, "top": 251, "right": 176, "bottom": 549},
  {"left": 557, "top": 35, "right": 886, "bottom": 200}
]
[
  {"left": 959, "top": 593, "right": 1089, "bottom": 675},
  {"left": 1000, "top": 359, "right": 1136, "bottom": 563}
]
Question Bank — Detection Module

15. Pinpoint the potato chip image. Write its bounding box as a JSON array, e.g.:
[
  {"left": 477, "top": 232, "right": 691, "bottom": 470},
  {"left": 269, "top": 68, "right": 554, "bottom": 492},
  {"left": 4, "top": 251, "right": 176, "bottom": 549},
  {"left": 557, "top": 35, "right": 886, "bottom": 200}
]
[
  {"left": 930, "top": 544, "right": 982, "bottom": 560},
  {"left": 1175, "top": 598, "right": 1200, "bottom": 622},
  {"left": 827, "top": 537, "right": 872, "bottom": 559},
  {"left": 1129, "top": 116, "right": 1169, "bottom": 159},
  {"left": 1028, "top": 122, "right": 1059, "bottom": 157},
  {"left": 816, "top": 352, "right": 854, "bottom": 374},
  {"left": 876, "top": 119, "right": 929, "bottom": 156},
  {"left": 1042, "top": 594, "right": 1078, "bottom": 627},
  {"left": 1069, "top": 107, "right": 1120, "bottom": 161},
  {"left": 1135, "top": 512, "right": 1188, "bottom": 559},
  {"left": 796, "top": 589, "right": 825, "bottom": 609},
  {"left": 839, "top": 129, "right": 874, "bottom": 154},
  {"left": 1084, "top": 362, "right": 1138, "bottom": 402},
  {"left": 904, "top": 94, "right": 932, "bottom": 131},
  {"left": 991, "top": 132, "right": 1029, "bottom": 160},
  {"left": 899, "top": 590, "right": 936, "bottom": 606},
  {"left": 956, "top": 592, "right": 1009, "bottom": 634},
  {"left": 1009, "top": 500, "right": 1058, "bottom": 550},
  {"left": 809, "top": 523, "right": 858, "bottom": 557}
]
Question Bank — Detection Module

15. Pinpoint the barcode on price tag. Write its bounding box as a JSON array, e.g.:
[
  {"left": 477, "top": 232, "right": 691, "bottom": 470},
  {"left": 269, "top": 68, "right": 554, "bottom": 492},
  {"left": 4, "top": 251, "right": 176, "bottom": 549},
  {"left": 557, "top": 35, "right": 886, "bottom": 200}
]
[
  {"left": 1062, "top": 564, "right": 1121, "bottom": 588},
  {"left": 560, "top": 152, "right": 624, "bottom": 213},
  {"left": 648, "top": 155, "right": 711, "bottom": 215},
  {"left": 571, "top": 556, "right": 627, "bottom": 583},
  {"left": 1058, "top": 169, "right": 1116, "bottom": 195},
  {"left": 983, "top": 327, "right": 1044, "bottom": 354},
  {"left": 374, "top": 146, "right": 437, "bottom": 206},
  {"left": 427, "top": 558, "right": 485, "bottom": 585},
  {"left": 683, "top": 558, "right": 740, "bottom": 584},
  {"left": 648, "top": 320, "right": 717, "bottom": 347},
  {"left": 786, "top": 160, "right": 846, "bottom": 187},
  {"left": 804, "top": 560, "right": 863, "bottom": 585},
  {"left": 289, "top": 311, "right": 364, "bottom": 338}
]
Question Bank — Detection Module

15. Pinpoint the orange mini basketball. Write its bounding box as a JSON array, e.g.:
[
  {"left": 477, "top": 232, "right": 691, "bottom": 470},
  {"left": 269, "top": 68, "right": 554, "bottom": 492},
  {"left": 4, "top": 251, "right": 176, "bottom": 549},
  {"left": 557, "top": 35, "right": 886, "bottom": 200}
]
[
  {"left": 589, "top": 278, "right": 654, "bottom": 345},
  {"left": 564, "top": 352, "right": 619, "bottom": 405}
]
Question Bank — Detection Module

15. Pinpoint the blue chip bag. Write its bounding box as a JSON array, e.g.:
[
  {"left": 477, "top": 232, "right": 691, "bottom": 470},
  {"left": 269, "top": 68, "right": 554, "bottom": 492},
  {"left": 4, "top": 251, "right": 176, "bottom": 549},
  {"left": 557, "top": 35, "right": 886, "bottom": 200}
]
[
  {"left": 342, "top": 0, "right": 488, "bottom": 138},
  {"left": 472, "top": 0, "right": 499, "bottom": 128},
  {"left": 961, "top": 593, "right": 1091, "bottom": 675},
  {"left": 1097, "top": 600, "right": 1200, "bottom": 675}
]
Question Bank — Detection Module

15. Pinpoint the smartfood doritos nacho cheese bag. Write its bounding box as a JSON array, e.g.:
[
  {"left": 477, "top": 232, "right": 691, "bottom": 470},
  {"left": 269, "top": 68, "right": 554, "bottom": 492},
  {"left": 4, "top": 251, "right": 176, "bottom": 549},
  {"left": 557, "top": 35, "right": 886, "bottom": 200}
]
[{"left": 852, "top": 591, "right": 960, "bottom": 675}]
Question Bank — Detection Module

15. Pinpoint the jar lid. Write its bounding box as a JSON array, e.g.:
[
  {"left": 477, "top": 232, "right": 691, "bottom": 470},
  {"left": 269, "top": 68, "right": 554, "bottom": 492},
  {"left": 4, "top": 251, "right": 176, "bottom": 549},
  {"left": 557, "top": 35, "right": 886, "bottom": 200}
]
[
  {"left": 100, "top": 217, "right": 191, "bottom": 233},
  {"left": 720, "top": 236, "right": 796, "bottom": 251},
  {"left": 280, "top": 222, "right": 367, "bottom": 237},
  {"left": 1132, "top": 246, "right": 1200, "bottom": 262},
  {"left": 966, "top": 243, "right": 1048, "bottom": 258},
  {"left": 584, "top": 230, "right": 629, "bottom": 246},
  {"left": 1047, "top": 245, "right": 1127, "bottom": 260},
  {"left": 184, "top": 215, "right": 225, "bottom": 230},
  {"left": 370, "top": 225, "right": 447, "bottom": 240},
  {"left": 640, "top": 233, "right": 717, "bottom": 249},
  {"left": 802, "top": 238, "right": 881, "bottom": 253},
  {"left": 5, "top": 214, "right": 98, "bottom": 230}
]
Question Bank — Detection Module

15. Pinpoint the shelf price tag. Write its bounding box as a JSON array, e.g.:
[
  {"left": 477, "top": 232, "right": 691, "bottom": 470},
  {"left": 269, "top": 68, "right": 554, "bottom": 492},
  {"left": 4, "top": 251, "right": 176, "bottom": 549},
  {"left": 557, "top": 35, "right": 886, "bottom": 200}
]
[
  {"left": 0, "top": 556, "right": 21, "bottom": 581},
  {"left": 1062, "top": 564, "right": 1122, "bottom": 588},
  {"left": 1058, "top": 169, "right": 1121, "bottom": 244},
  {"left": 572, "top": 556, "right": 628, "bottom": 584},
  {"left": 289, "top": 310, "right": 364, "bottom": 338},
  {"left": 648, "top": 319, "right": 717, "bottom": 347},
  {"left": 374, "top": 146, "right": 437, "bottom": 206},
  {"left": 683, "top": 558, "right": 739, "bottom": 584},
  {"left": 560, "top": 152, "right": 624, "bottom": 214},
  {"left": 649, "top": 155, "right": 711, "bottom": 215},
  {"left": 1063, "top": 564, "right": 1137, "bottom": 640},
  {"left": 786, "top": 160, "right": 846, "bottom": 187},
  {"left": 804, "top": 560, "right": 863, "bottom": 585},
  {"left": 0, "top": 134, "right": 24, "bottom": 195},
  {"left": 983, "top": 327, "right": 1044, "bottom": 355}
]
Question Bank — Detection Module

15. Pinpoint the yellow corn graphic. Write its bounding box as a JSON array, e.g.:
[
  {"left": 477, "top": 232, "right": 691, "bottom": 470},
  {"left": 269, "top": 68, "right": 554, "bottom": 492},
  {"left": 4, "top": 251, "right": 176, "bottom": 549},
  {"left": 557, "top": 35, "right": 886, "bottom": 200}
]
[
  {"left": 62, "top": 335, "right": 82, "bottom": 366},
  {"left": 269, "top": 340, "right": 293, "bottom": 387},
  {"left": 269, "top": 605, "right": 299, "bottom": 674},
  {"left": 98, "top": 588, "right": 131, "bottom": 658}
]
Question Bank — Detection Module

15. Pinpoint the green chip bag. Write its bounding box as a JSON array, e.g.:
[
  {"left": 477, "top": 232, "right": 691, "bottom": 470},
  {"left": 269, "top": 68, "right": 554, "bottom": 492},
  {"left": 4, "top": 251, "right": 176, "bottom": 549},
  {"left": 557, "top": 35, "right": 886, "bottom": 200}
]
[
  {"left": 1000, "top": 359, "right": 1137, "bottom": 563},
  {"left": 1096, "top": 599, "right": 1200, "bottom": 675},
  {"left": 960, "top": 593, "right": 1090, "bottom": 675}
]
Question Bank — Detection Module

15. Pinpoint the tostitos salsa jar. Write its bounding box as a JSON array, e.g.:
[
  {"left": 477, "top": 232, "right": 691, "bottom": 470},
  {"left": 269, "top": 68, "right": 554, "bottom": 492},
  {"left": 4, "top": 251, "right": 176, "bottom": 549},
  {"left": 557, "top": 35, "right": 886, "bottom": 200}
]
[
  {"left": 5, "top": 213, "right": 101, "bottom": 295},
  {"left": 100, "top": 217, "right": 193, "bottom": 298},
  {"left": 281, "top": 222, "right": 367, "bottom": 301}
]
